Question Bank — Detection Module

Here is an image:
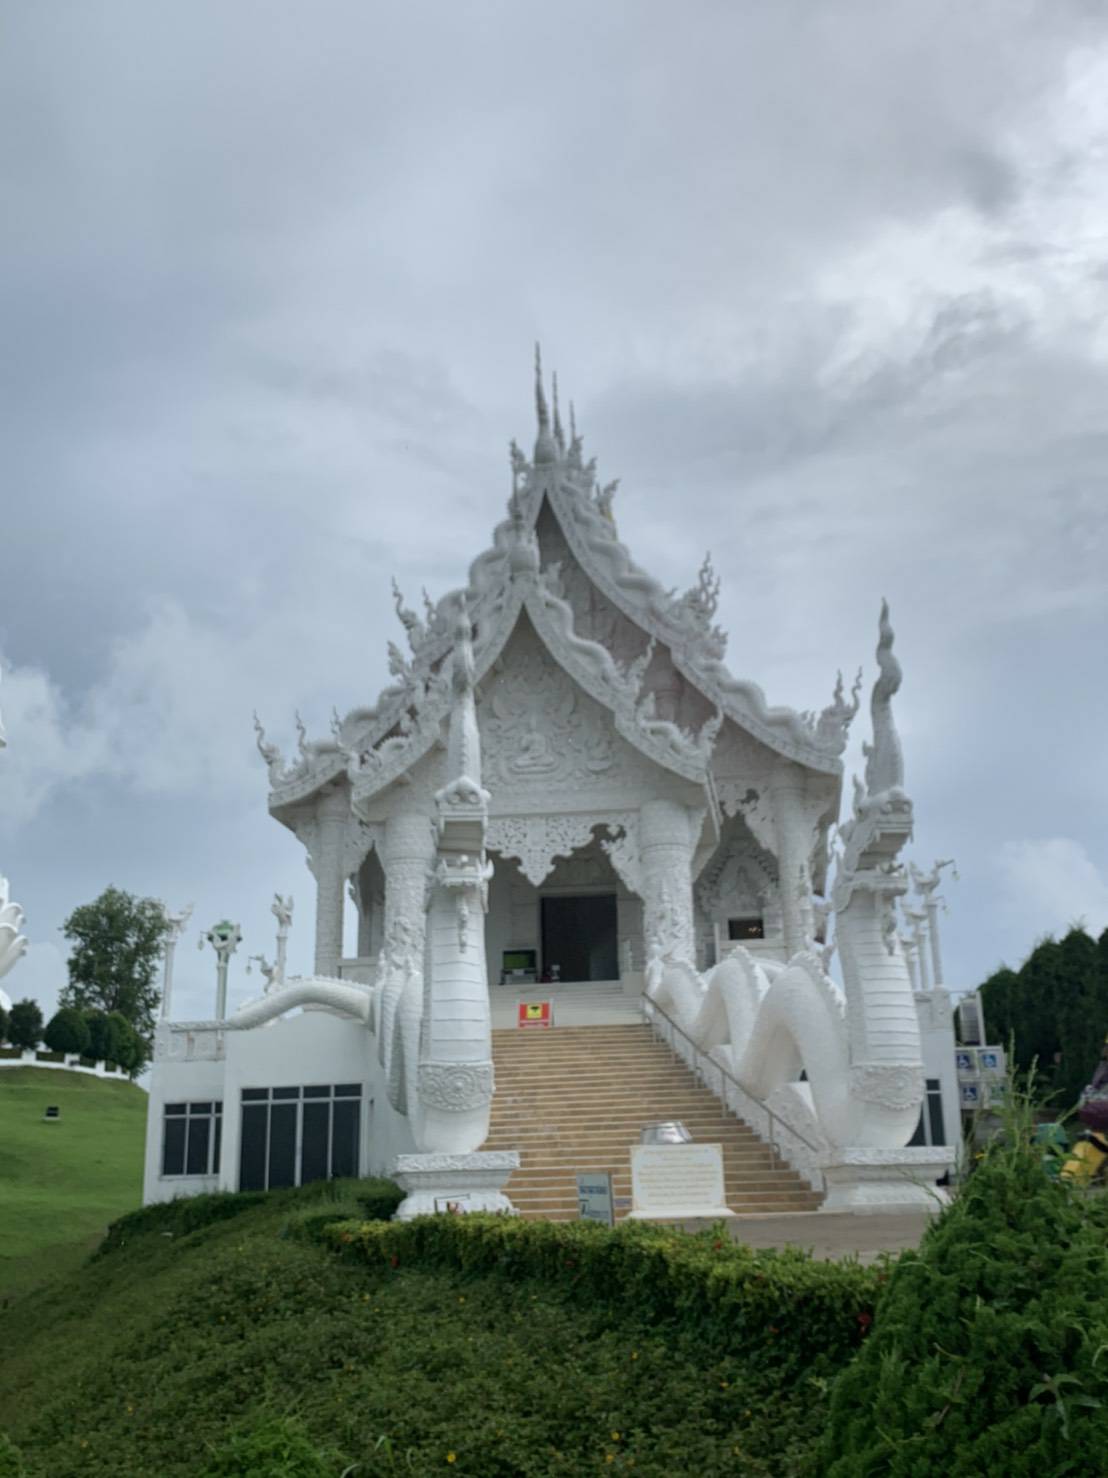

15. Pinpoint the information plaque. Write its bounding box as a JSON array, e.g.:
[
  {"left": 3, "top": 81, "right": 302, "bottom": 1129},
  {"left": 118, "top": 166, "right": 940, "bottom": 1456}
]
[{"left": 628, "top": 1142, "right": 734, "bottom": 1221}]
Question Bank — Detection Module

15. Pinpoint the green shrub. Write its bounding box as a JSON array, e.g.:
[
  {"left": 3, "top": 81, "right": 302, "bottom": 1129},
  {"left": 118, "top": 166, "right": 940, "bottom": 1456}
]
[
  {"left": 823, "top": 1088, "right": 1108, "bottom": 1474},
  {"left": 0, "top": 1432, "right": 24, "bottom": 1477},
  {"left": 7, "top": 1001, "right": 42, "bottom": 1053},
  {"left": 100, "top": 1178, "right": 405, "bottom": 1256},
  {"left": 198, "top": 1414, "right": 342, "bottom": 1477},
  {"left": 319, "top": 1212, "right": 878, "bottom": 1377},
  {"left": 43, "top": 1007, "right": 91, "bottom": 1057},
  {"left": 99, "top": 1190, "right": 272, "bottom": 1253}
]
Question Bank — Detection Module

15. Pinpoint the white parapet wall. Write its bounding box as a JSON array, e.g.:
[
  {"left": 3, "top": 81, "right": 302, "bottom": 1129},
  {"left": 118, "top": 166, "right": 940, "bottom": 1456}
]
[{"left": 0, "top": 1049, "right": 132, "bottom": 1081}]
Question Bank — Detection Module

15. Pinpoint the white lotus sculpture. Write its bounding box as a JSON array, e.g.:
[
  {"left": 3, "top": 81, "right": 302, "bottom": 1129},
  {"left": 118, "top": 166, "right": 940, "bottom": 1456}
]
[{"left": 0, "top": 876, "right": 28, "bottom": 982}]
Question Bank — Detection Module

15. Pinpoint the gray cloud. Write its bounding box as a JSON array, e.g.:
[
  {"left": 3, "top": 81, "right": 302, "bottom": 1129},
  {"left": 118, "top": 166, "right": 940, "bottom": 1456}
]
[{"left": 3, "top": 1, "right": 1108, "bottom": 1017}]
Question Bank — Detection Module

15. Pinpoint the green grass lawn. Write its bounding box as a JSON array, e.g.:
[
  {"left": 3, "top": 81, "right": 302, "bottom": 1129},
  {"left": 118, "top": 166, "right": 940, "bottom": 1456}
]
[{"left": 0, "top": 1067, "right": 146, "bottom": 1296}]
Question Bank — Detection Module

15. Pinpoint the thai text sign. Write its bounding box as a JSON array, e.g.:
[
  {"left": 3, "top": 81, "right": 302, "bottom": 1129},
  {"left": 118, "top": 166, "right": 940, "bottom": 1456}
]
[
  {"left": 576, "top": 1171, "right": 614, "bottom": 1226},
  {"left": 629, "top": 1142, "right": 732, "bottom": 1220},
  {"left": 517, "top": 1001, "right": 552, "bottom": 1029}
]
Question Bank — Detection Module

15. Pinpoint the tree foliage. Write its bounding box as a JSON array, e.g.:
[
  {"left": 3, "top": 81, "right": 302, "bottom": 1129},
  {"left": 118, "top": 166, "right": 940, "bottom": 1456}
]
[
  {"left": 43, "top": 1006, "right": 91, "bottom": 1056},
  {"left": 0, "top": 1003, "right": 9, "bottom": 1044},
  {"left": 7, "top": 999, "right": 43, "bottom": 1052},
  {"left": 823, "top": 1085, "right": 1108, "bottom": 1474},
  {"left": 979, "top": 925, "right": 1108, "bottom": 1108},
  {"left": 59, "top": 887, "right": 169, "bottom": 1050}
]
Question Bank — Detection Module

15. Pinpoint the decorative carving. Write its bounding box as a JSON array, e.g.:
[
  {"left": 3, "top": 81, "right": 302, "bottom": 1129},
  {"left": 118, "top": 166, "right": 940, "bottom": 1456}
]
[
  {"left": 417, "top": 1061, "right": 495, "bottom": 1113},
  {"left": 600, "top": 816, "right": 641, "bottom": 895},
  {"left": 849, "top": 1063, "right": 924, "bottom": 1113},
  {"left": 487, "top": 814, "right": 600, "bottom": 886}
]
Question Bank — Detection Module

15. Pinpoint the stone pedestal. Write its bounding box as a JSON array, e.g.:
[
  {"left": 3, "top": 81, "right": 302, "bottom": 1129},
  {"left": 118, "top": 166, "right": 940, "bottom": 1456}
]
[
  {"left": 390, "top": 1150, "right": 521, "bottom": 1220},
  {"left": 819, "top": 1147, "right": 955, "bottom": 1213}
]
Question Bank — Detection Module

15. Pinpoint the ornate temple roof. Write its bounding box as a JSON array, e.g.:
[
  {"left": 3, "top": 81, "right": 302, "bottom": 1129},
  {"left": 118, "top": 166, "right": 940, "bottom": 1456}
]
[{"left": 257, "top": 350, "right": 860, "bottom": 820}]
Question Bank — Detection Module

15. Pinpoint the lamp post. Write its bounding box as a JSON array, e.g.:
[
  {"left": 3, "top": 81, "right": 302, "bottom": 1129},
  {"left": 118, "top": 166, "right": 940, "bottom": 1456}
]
[{"left": 200, "top": 920, "right": 242, "bottom": 1020}]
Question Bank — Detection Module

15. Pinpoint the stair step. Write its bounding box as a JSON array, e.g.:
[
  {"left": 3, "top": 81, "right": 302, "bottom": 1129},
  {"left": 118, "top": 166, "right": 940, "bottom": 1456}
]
[{"left": 481, "top": 1022, "right": 821, "bottom": 1221}]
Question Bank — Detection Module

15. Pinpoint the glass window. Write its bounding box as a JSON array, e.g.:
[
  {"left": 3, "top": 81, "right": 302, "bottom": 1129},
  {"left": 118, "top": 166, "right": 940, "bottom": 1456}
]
[
  {"left": 301, "top": 1100, "right": 330, "bottom": 1185},
  {"left": 331, "top": 1098, "right": 360, "bottom": 1178},
  {"left": 162, "top": 1100, "right": 221, "bottom": 1177},
  {"left": 239, "top": 1103, "right": 268, "bottom": 1191},
  {"left": 236, "top": 1084, "right": 362, "bottom": 1191},
  {"left": 162, "top": 1116, "right": 187, "bottom": 1175},
  {"left": 728, "top": 917, "right": 765, "bottom": 941},
  {"left": 267, "top": 1102, "right": 297, "bottom": 1188}
]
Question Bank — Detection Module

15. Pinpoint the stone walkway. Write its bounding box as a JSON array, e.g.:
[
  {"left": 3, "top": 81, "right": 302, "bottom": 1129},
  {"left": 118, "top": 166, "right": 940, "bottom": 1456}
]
[{"left": 676, "top": 1210, "right": 935, "bottom": 1263}]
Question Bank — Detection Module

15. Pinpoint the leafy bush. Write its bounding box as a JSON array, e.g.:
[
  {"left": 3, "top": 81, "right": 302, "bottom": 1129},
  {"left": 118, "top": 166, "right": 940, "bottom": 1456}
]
[
  {"left": 320, "top": 1212, "right": 878, "bottom": 1378},
  {"left": 99, "top": 1190, "right": 273, "bottom": 1253},
  {"left": 99, "top": 1178, "right": 405, "bottom": 1256},
  {"left": 0, "top": 1432, "right": 24, "bottom": 1477},
  {"left": 823, "top": 1087, "right": 1108, "bottom": 1474},
  {"left": 198, "top": 1414, "right": 342, "bottom": 1477},
  {"left": 43, "top": 1008, "right": 91, "bottom": 1057},
  {"left": 7, "top": 1001, "right": 43, "bottom": 1052}
]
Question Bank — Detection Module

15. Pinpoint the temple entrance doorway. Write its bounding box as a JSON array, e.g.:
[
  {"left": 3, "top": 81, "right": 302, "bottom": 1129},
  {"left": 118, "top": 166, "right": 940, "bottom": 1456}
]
[{"left": 540, "top": 893, "right": 618, "bottom": 982}]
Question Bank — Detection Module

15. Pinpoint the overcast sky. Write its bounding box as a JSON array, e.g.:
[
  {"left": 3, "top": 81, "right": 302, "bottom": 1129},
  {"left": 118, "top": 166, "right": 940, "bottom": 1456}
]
[{"left": 3, "top": 2, "right": 1108, "bottom": 1026}]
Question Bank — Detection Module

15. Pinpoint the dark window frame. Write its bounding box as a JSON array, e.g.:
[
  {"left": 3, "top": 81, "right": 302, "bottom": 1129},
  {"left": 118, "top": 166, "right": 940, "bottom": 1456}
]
[
  {"left": 237, "top": 1084, "right": 363, "bottom": 1191},
  {"left": 161, "top": 1100, "right": 223, "bottom": 1178}
]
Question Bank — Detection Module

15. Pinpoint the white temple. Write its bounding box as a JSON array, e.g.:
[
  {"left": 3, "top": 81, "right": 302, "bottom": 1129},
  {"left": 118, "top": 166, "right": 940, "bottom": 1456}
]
[{"left": 144, "top": 354, "right": 956, "bottom": 1215}]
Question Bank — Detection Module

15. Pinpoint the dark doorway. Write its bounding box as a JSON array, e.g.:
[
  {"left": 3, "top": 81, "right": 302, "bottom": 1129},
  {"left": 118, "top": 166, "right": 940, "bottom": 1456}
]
[{"left": 540, "top": 894, "right": 618, "bottom": 982}]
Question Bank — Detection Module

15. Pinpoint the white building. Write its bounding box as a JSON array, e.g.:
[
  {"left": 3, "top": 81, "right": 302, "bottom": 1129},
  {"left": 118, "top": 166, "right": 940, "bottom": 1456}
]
[{"left": 145, "top": 356, "right": 956, "bottom": 1216}]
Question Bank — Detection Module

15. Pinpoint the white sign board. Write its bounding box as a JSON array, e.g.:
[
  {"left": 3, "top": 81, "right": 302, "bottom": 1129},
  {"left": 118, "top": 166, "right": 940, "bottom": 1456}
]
[
  {"left": 576, "top": 1172, "right": 614, "bottom": 1226},
  {"left": 628, "top": 1142, "right": 733, "bottom": 1221}
]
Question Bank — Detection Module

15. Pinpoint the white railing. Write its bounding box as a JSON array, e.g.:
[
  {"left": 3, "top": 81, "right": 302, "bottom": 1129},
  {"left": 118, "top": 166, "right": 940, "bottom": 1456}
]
[{"left": 641, "top": 994, "right": 825, "bottom": 1193}]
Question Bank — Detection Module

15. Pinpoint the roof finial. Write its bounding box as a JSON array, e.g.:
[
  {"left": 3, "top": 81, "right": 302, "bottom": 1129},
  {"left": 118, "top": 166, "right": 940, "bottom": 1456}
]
[
  {"left": 552, "top": 372, "right": 565, "bottom": 454},
  {"left": 533, "top": 343, "right": 556, "bottom": 465},
  {"left": 863, "top": 598, "right": 904, "bottom": 796}
]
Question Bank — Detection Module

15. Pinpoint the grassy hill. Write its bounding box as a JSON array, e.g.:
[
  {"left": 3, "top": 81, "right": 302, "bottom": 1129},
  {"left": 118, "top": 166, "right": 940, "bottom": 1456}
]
[
  {"left": 0, "top": 1067, "right": 147, "bottom": 1295},
  {"left": 0, "top": 1183, "right": 867, "bottom": 1477}
]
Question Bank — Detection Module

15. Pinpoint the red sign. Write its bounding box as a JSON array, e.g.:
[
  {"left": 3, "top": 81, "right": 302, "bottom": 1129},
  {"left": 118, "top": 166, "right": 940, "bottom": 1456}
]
[{"left": 517, "top": 1001, "right": 552, "bottom": 1029}]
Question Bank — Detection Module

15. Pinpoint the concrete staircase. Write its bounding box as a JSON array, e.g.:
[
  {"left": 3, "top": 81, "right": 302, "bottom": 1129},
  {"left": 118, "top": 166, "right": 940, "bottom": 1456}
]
[{"left": 483, "top": 1022, "right": 823, "bottom": 1221}]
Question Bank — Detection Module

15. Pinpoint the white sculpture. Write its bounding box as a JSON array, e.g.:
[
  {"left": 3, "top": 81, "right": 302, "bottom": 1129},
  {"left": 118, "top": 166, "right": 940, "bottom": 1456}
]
[
  {"left": 645, "top": 603, "right": 952, "bottom": 1208},
  {"left": 910, "top": 859, "right": 956, "bottom": 989},
  {"left": 0, "top": 878, "right": 27, "bottom": 984},
  {"left": 0, "top": 675, "right": 27, "bottom": 986}
]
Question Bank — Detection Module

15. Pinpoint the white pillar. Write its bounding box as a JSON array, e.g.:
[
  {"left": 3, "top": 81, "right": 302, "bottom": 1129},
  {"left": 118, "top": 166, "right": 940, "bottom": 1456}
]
[
  {"left": 905, "top": 908, "right": 931, "bottom": 992},
  {"left": 313, "top": 787, "right": 348, "bottom": 978},
  {"left": 379, "top": 808, "right": 435, "bottom": 1078},
  {"left": 924, "top": 897, "right": 944, "bottom": 988},
  {"left": 639, "top": 799, "right": 695, "bottom": 964},
  {"left": 160, "top": 904, "right": 193, "bottom": 1021},
  {"left": 900, "top": 933, "right": 920, "bottom": 993},
  {"left": 770, "top": 769, "right": 809, "bottom": 961}
]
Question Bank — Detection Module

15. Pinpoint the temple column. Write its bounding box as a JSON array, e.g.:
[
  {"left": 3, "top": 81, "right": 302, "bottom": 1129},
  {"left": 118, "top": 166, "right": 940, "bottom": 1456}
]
[
  {"left": 770, "top": 767, "right": 809, "bottom": 962},
  {"left": 313, "top": 787, "right": 348, "bottom": 978},
  {"left": 639, "top": 798, "right": 696, "bottom": 964},
  {"left": 378, "top": 808, "right": 435, "bottom": 1079}
]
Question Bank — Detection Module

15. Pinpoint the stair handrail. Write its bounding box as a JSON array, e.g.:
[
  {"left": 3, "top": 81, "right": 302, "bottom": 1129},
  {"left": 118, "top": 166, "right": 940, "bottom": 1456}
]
[{"left": 640, "top": 994, "right": 825, "bottom": 1188}]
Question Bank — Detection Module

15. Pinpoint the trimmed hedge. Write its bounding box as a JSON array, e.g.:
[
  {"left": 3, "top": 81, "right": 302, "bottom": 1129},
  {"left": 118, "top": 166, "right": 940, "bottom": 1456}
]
[
  {"left": 99, "top": 1177, "right": 405, "bottom": 1255},
  {"left": 319, "top": 1213, "right": 880, "bottom": 1377}
]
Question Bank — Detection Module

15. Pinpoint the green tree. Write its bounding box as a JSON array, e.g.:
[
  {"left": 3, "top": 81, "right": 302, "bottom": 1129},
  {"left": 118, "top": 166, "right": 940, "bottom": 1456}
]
[
  {"left": 7, "top": 999, "right": 43, "bottom": 1052},
  {"left": 59, "top": 887, "right": 169, "bottom": 1050},
  {"left": 82, "top": 1009, "right": 123, "bottom": 1066},
  {"left": 0, "top": 1003, "right": 9, "bottom": 1044},
  {"left": 106, "top": 1010, "right": 143, "bottom": 1073},
  {"left": 42, "top": 1006, "right": 91, "bottom": 1056}
]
